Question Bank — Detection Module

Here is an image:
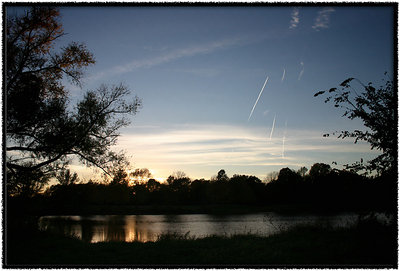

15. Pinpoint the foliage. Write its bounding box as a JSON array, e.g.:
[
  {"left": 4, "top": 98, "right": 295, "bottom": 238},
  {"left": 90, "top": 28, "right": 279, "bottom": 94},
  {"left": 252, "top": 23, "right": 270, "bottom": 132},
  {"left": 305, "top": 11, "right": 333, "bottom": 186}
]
[
  {"left": 166, "top": 171, "right": 191, "bottom": 187},
  {"left": 216, "top": 169, "right": 229, "bottom": 182},
  {"left": 7, "top": 167, "right": 52, "bottom": 197},
  {"left": 309, "top": 163, "right": 331, "bottom": 179},
  {"left": 297, "top": 166, "right": 308, "bottom": 177},
  {"left": 314, "top": 74, "right": 397, "bottom": 175},
  {"left": 146, "top": 179, "right": 161, "bottom": 192},
  {"left": 110, "top": 167, "right": 129, "bottom": 186},
  {"left": 56, "top": 169, "right": 79, "bottom": 186},
  {"left": 277, "top": 167, "right": 301, "bottom": 183},
  {"left": 28, "top": 164, "right": 393, "bottom": 212},
  {"left": 265, "top": 171, "right": 279, "bottom": 182},
  {"left": 130, "top": 168, "right": 152, "bottom": 184},
  {"left": 6, "top": 7, "right": 141, "bottom": 196}
]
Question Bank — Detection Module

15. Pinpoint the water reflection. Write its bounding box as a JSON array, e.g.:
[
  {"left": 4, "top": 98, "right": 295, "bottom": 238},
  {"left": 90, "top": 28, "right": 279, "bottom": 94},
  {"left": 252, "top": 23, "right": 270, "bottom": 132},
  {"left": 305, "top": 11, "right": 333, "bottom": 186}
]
[
  {"left": 125, "top": 215, "right": 158, "bottom": 242},
  {"left": 106, "top": 216, "right": 126, "bottom": 242},
  {"left": 38, "top": 213, "right": 366, "bottom": 243}
]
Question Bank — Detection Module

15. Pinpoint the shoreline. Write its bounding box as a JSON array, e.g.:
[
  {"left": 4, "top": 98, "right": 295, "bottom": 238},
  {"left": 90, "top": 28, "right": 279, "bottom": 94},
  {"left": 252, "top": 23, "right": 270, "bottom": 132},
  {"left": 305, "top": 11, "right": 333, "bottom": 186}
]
[
  {"left": 8, "top": 201, "right": 390, "bottom": 217},
  {"left": 6, "top": 215, "right": 397, "bottom": 267}
]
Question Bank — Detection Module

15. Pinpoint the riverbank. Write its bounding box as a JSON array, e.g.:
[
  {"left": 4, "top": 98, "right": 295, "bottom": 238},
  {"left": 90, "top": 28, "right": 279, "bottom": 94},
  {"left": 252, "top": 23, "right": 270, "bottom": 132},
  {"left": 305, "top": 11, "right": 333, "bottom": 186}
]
[
  {"left": 6, "top": 215, "right": 397, "bottom": 267},
  {"left": 8, "top": 197, "right": 392, "bottom": 216}
]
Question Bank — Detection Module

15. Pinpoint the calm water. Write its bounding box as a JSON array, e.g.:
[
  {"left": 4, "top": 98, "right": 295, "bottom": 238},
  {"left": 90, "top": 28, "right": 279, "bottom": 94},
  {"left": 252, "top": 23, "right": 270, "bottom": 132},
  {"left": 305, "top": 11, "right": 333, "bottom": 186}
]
[{"left": 38, "top": 212, "right": 369, "bottom": 243}]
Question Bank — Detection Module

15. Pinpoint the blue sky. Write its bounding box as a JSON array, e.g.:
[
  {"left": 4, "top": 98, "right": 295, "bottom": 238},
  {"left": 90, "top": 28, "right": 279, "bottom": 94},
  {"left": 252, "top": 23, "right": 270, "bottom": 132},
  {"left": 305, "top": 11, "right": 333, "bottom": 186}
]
[{"left": 9, "top": 5, "right": 394, "bottom": 181}]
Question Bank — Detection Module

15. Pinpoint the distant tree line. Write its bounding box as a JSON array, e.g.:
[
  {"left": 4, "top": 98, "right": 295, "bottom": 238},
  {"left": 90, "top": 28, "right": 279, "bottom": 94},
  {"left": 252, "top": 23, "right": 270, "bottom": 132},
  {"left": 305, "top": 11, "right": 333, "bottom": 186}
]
[{"left": 10, "top": 164, "right": 394, "bottom": 214}]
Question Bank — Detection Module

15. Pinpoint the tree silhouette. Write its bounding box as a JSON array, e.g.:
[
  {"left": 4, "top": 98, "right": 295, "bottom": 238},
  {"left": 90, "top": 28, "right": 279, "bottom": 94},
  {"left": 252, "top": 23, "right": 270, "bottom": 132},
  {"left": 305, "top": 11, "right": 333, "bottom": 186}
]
[
  {"left": 167, "top": 171, "right": 191, "bottom": 189},
  {"left": 146, "top": 179, "right": 161, "bottom": 192},
  {"left": 277, "top": 168, "right": 301, "bottom": 184},
  {"left": 6, "top": 7, "right": 141, "bottom": 195},
  {"left": 309, "top": 163, "right": 331, "bottom": 179},
  {"left": 265, "top": 171, "right": 279, "bottom": 182},
  {"left": 217, "top": 169, "right": 229, "bottom": 182},
  {"left": 56, "top": 169, "right": 79, "bottom": 186},
  {"left": 7, "top": 167, "right": 51, "bottom": 197},
  {"left": 314, "top": 74, "right": 396, "bottom": 175},
  {"left": 297, "top": 167, "right": 308, "bottom": 177},
  {"left": 130, "top": 168, "right": 152, "bottom": 184},
  {"left": 110, "top": 167, "right": 129, "bottom": 186}
]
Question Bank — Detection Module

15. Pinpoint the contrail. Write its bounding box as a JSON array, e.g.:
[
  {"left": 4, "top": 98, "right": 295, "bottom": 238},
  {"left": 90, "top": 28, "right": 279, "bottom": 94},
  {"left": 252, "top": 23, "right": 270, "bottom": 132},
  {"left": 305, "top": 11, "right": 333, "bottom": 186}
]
[
  {"left": 269, "top": 114, "right": 276, "bottom": 140},
  {"left": 248, "top": 75, "right": 269, "bottom": 121},
  {"left": 298, "top": 62, "right": 304, "bottom": 81},
  {"left": 281, "top": 68, "right": 286, "bottom": 82}
]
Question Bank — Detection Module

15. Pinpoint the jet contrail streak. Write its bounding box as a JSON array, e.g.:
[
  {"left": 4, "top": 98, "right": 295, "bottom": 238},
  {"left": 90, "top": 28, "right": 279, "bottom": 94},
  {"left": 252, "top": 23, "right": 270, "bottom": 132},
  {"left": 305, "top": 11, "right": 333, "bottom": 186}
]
[
  {"left": 298, "top": 62, "right": 304, "bottom": 81},
  {"left": 269, "top": 114, "right": 276, "bottom": 140},
  {"left": 298, "top": 70, "right": 304, "bottom": 80},
  {"left": 281, "top": 68, "right": 286, "bottom": 81},
  {"left": 248, "top": 75, "right": 269, "bottom": 121}
]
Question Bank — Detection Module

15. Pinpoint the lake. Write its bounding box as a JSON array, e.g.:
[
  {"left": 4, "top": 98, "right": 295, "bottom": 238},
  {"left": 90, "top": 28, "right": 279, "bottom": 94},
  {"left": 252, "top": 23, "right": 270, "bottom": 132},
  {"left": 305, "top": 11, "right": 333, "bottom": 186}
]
[{"left": 38, "top": 212, "right": 374, "bottom": 243}]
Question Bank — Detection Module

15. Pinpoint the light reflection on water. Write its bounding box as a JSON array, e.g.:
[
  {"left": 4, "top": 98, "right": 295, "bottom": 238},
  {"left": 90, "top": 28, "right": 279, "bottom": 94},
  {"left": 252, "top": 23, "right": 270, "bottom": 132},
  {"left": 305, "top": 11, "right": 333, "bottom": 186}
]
[{"left": 38, "top": 213, "right": 370, "bottom": 243}]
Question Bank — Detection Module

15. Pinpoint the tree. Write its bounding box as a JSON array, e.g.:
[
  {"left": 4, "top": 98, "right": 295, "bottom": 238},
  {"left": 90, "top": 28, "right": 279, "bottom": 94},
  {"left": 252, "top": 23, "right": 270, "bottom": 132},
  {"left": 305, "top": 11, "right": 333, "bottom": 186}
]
[
  {"left": 110, "top": 167, "right": 129, "bottom": 186},
  {"left": 130, "top": 168, "right": 152, "bottom": 184},
  {"left": 309, "top": 163, "right": 331, "bottom": 179},
  {"left": 277, "top": 168, "right": 301, "bottom": 184},
  {"left": 297, "top": 167, "right": 308, "bottom": 177},
  {"left": 216, "top": 169, "right": 229, "bottom": 182},
  {"left": 6, "top": 7, "right": 141, "bottom": 195},
  {"left": 146, "top": 179, "right": 161, "bottom": 192},
  {"left": 314, "top": 74, "right": 396, "bottom": 175},
  {"left": 7, "top": 167, "right": 51, "bottom": 197},
  {"left": 265, "top": 171, "right": 279, "bottom": 182},
  {"left": 56, "top": 169, "right": 79, "bottom": 185},
  {"left": 166, "top": 171, "right": 191, "bottom": 188}
]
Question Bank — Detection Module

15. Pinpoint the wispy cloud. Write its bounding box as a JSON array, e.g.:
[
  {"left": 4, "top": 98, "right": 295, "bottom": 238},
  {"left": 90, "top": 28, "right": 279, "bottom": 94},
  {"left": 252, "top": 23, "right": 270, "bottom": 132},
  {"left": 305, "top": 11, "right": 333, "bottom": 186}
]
[
  {"left": 289, "top": 8, "right": 300, "bottom": 29},
  {"left": 312, "top": 7, "right": 335, "bottom": 31},
  {"left": 112, "top": 124, "right": 380, "bottom": 179},
  {"left": 248, "top": 75, "right": 269, "bottom": 121},
  {"left": 88, "top": 37, "right": 244, "bottom": 82},
  {"left": 281, "top": 68, "right": 286, "bottom": 82}
]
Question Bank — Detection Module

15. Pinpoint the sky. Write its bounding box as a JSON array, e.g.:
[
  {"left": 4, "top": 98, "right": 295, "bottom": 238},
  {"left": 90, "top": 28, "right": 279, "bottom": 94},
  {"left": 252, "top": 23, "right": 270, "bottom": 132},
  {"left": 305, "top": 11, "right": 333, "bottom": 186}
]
[{"left": 7, "top": 5, "right": 395, "bottom": 182}]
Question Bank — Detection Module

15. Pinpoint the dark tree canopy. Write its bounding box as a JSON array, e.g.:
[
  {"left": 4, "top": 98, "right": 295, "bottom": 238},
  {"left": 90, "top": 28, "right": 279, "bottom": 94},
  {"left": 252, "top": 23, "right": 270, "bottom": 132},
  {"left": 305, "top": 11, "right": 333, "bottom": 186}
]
[
  {"left": 314, "top": 74, "right": 397, "bottom": 175},
  {"left": 309, "top": 163, "right": 331, "bottom": 179},
  {"left": 216, "top": 169, "right": 229, "bottom": 182},
  {"left": 56, "top": 169, "right": 79, "bottom": 186},
  {"left": 130, "top": 168, "right": 152, "bottom": 184},
  {"left": 6, "top": 7, "right": 141, "bottom": 195}
]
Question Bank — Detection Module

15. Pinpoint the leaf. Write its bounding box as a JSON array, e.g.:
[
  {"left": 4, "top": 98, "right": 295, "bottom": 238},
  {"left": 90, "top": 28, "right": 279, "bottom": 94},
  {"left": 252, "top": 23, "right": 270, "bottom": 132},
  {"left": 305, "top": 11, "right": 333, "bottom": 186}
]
[
  {"left": 328, "top": 88, "right": 336, "bottom": 93},
  {"left": 366, "top": 86, "right": 375, "bottom": 92},
  {"left": 340, "top": 78, "right": 354, "bottom": 87},
  {"left": 314, "top": 91, "right": 325, "bottom": 97}
]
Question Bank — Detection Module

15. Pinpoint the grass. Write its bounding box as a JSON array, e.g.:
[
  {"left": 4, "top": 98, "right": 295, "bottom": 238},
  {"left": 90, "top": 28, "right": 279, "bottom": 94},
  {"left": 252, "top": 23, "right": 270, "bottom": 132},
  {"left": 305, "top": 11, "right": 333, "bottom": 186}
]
[{"left": 5, "top": 215, "right": 397, "bottom": 267}]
